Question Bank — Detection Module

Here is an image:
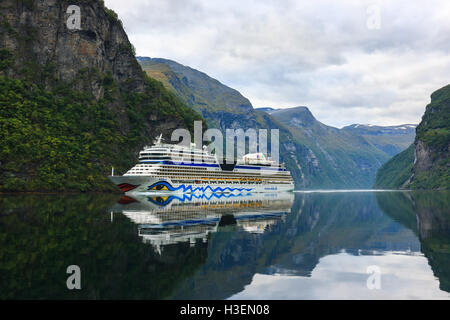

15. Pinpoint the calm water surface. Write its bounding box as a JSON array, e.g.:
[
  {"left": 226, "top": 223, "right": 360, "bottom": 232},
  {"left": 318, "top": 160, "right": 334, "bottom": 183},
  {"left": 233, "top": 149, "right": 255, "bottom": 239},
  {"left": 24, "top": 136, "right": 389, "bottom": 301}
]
[{"left": 0, "top": 191, "right": 448, "bottom": 299}]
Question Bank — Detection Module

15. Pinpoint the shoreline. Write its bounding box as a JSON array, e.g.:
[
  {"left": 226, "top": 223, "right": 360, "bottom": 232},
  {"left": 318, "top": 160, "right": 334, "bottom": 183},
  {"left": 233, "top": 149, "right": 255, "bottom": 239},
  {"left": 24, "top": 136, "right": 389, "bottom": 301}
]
[{"left": 1, "top": 189, "right": 446, "bottom": 195}]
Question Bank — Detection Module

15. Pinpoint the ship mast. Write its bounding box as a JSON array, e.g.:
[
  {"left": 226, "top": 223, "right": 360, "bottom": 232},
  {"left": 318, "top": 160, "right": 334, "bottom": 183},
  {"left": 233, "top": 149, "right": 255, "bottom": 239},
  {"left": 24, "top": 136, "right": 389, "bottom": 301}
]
[{"left": 154, "top": 133, "right": 163, "bottom": 146}]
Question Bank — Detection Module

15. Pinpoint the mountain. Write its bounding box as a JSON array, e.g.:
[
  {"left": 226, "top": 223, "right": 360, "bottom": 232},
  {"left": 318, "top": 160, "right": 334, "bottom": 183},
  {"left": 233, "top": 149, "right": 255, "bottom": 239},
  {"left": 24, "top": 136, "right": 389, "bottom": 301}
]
[
  {"left": 375, "top": 84, "right": 450, "bottom": 189},
  {"left": 0, "top": 0, "right": 202, "bottom": 192},
  {"left": 267, "top": 107, "right": 405, "bottom": 187},
  {"left": 137, "top": 57, "right": 252, "bottom": 129},
  {"left": 272, "top": 110, "right": 415, "bottom": 158},
  {"left": 138, "top": 56, "right": 312, "bottom": 187},
  {"left": 259, "top": 109, "right": 416, "bottom": 158},
  {"left": 342, "top": 124, "right": 416, "bottom": 156},
  {"left": 342, "top": 123, "right": 416, "bottom": 135},
  {"left": 255, "top": 107, "right": 279, "bottom": 114},
  {"left": 269, "top": 107, "right": 317, "bottom": 127},
  {"left": 138, "top": 57, "right": 416, "bottom": 189}
]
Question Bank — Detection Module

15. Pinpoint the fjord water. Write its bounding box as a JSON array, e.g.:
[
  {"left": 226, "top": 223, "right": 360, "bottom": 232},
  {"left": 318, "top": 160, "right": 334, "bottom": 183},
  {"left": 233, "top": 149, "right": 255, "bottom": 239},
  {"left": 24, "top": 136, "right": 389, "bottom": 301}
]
[{"left": 0, "top": 191, "right": 448, "bottom": 299}]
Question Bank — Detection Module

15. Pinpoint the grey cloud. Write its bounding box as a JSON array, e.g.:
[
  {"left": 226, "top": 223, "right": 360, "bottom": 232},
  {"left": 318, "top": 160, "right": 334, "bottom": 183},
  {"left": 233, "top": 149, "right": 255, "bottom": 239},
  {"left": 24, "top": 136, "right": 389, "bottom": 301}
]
[{"left": 105, "top": 0, "right": 450, "bottom": 127}]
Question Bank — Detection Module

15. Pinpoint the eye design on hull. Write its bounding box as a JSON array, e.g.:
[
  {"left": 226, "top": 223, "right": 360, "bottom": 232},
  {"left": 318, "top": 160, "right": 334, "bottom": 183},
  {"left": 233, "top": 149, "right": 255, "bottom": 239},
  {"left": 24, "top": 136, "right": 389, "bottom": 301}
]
[
  {"left": 150, "top": 183, "right": 170, "bottom": 191},
  {"left": 147, "top": 196, "right": 172, "bottom": 205}
]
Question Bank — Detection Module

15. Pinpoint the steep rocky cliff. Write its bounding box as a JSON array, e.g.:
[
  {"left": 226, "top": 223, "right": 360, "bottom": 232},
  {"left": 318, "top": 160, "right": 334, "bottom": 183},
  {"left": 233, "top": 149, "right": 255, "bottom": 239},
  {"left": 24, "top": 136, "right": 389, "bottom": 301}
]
[
  {"left": 412, "top": 84, "right": 450, "bottom": 188},
  {"left": 375, "top": 84, "right": 449, "bottom": 189},
  {"left": 0, "top": 0, "right": 203, "bottom": 191}
]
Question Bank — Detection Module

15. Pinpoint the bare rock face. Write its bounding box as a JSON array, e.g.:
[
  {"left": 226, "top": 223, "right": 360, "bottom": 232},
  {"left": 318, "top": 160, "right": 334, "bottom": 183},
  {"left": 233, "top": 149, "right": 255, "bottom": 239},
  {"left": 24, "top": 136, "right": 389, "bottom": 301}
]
[
  {"left": 0, "top": 0, "right": 144, "bottom": 97},
  {"left": 414, "top": 140, "right": 433, "bottom": 172}
]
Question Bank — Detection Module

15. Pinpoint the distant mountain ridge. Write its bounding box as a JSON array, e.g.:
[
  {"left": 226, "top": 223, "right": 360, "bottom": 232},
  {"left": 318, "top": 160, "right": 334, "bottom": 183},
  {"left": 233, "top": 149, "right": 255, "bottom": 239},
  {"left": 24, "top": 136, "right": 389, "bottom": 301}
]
[
  {"left": 342, "top": 124, "right": 417, "bottom": 136},
  {"left": 258, "top": 108, "right": 416, "bottom": 157},
  {"left": 256, "top": 108, "right": 417, "bottom": 136},
  {"left": 269, "top": 107, "right": 318, "bottom": 128},
  {"left": 138, "top": 56, "right": 416, "bottom": 189},
  {"left": 341, "top": 123, "right": 417, "bottom": 156},
  {"left": 255, "top": 107, "right": 279, "bottom": 114},
  {"left": 259, "top": 106, "right": 415, "bottom": 158}
]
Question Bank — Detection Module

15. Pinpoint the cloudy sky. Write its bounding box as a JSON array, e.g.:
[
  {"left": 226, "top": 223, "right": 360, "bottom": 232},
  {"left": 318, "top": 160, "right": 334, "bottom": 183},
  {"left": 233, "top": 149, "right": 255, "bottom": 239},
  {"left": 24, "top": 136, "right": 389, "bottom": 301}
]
[{"left": 104, "top": 0, "right": 450, "bottom": 127}]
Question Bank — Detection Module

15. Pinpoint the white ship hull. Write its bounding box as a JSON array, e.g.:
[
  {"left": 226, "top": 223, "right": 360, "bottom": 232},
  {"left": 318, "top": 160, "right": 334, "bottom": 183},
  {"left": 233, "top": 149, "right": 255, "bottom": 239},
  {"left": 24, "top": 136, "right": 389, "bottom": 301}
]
[{"left": 108, "top": 176, "right": 294, "bottom": 194}]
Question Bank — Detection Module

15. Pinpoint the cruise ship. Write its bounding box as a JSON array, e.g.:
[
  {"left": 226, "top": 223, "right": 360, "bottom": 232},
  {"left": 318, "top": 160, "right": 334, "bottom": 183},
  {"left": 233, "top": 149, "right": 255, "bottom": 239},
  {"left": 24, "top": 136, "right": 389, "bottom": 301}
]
[{"left": 108, "top": 134, "right": 295, "bottom": 194}]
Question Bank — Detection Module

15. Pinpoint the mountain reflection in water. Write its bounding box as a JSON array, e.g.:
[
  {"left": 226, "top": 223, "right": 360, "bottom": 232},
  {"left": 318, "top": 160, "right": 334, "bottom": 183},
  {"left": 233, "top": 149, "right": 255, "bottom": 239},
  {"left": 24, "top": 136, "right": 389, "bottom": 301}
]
[{"left": 0, "top": 191, "right": 448, "bottom": 299}]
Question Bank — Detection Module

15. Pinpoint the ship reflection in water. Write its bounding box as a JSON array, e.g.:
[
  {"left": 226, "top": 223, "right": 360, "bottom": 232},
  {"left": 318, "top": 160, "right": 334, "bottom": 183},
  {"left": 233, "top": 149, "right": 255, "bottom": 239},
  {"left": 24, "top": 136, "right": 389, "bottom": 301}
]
[{"left": 111, "top": 192, "right": 294, "bottom": 254}]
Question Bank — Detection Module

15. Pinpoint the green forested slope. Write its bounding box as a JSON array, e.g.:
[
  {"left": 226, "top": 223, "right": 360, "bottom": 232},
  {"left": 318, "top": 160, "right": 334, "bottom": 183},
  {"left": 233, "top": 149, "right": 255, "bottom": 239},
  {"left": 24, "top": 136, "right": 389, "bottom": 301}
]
[
  {"left": 373, "top": 144, "right": 415, "bottom": 189},
  {"left": 0, "top": 1, "right": 202, "bottom": 192},
  {"left": 0, "top": 72, "right": 201, "bottom": 191}
]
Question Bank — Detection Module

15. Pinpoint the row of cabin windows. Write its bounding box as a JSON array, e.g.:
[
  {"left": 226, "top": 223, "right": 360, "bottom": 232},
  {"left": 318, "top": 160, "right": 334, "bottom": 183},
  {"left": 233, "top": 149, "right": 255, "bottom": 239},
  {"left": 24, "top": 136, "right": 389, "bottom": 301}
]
[
  {"left": 129, "top": 167, "right": 291, "bottom": 179},
  {"left": 138, "top": 164, "right": 287, "bottom": 175},
  {"left": 139, "top": 157, "right": 216, "bottom": 162},
  {"left": 130, "top": 167, "right": 291, "bottom": 178},
  {"left": 139, "top": 159, "right": 285, "bottom": 170},
  {"left": 127, "top": 172, "right": 293, "bottom": 183},
  {"left": 140, "top": 154, "right": 215, "bottom": 157},
  {"left": 133, "top": 166, "right": 208, "bottom": 171},
  {"left": 154, "top": 168, "right": 291, "bottom": 177},
  {"left": 140, "top": 151, "right": 210, "bottom": 156}
]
